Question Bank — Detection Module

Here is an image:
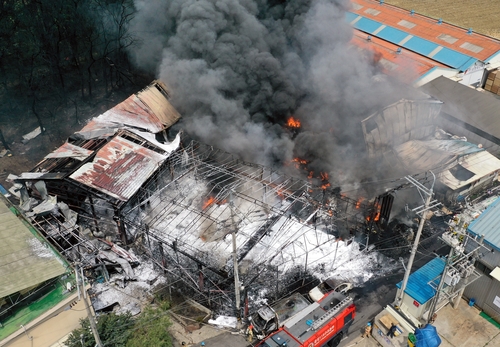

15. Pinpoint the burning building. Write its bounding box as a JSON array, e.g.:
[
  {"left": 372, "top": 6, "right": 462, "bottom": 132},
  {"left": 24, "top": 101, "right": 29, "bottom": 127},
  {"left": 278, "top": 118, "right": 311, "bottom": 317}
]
[
  {"left": 362, "top": 95, "right": 500, "bottom": 205},
  {"left": 4, "top": 79, "right": 396, "bottom": 320}
]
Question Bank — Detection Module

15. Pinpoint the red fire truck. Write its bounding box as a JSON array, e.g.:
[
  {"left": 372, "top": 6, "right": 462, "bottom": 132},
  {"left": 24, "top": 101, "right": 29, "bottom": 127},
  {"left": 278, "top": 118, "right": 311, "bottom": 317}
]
[{"left": 255, "top": 290, "right": 355, "bottom": 347}]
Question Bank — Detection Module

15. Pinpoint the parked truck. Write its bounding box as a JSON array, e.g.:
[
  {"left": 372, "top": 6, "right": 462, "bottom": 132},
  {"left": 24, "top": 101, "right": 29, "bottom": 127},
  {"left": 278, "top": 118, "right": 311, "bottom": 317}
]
[{"left": 254, "top": 290, "right": 355, "bottom": 347}]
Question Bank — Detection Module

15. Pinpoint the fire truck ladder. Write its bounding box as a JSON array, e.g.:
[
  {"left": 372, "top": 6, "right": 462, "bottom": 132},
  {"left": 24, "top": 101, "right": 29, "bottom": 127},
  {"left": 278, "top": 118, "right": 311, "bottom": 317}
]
[{"left": 311, "top": 297, "right": 353, "bottom": 331}]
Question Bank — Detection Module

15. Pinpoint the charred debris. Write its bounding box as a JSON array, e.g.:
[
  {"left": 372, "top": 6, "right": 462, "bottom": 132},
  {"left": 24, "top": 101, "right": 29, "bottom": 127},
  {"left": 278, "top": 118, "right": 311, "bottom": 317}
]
[{"left": 3, "top": 81, "right": 466, "bottom": 318}]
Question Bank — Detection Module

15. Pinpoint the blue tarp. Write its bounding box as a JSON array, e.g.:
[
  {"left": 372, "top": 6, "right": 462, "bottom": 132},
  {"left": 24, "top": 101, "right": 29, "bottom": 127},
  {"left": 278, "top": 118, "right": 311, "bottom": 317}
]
[{"left": 415, "top": 324, "right": 441, "bottom": 347}]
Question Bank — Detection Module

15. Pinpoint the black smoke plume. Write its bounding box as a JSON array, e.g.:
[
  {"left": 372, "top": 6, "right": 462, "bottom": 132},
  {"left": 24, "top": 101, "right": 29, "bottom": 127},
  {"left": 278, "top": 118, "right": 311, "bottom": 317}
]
[{"left": 127, "top": 0, "right": 415, "bottom": 192}]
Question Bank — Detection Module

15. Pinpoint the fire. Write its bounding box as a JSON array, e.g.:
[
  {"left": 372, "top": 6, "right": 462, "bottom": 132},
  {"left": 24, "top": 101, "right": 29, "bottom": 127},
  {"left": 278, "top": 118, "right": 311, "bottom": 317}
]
[
  {"left": 202, "top": 196, "right": 216, "bottom": 210},
  {"left": 366, "top": 201, "right": 381, "bottom": 222},
  {"left": 320, "top": 172, "right": 329, "bottom": 181},
  {"left": 292, "top": 157, "right": 308, "bottom": 169},
  {"left": 287, "top": 116, "right": 301, "bottom": 128},
  {"left": 202, "top": 196, "right": 228, "bottom": 210},
  {"left": 355, "top": 197, "right": 365, "bottom": 209},
  {"left": 321, "top": 182, "right": 331, "bottom": 190},
  {"left": 308, "top": 171, "right": 313, "bottom": 179},
  {"left": 293, "top": 157, "right": 308, "bottom": 165}
]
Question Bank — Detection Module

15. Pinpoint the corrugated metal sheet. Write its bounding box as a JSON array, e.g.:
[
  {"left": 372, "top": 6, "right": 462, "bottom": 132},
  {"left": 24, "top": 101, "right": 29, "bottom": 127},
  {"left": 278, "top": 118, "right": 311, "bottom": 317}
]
[
  {"left": 44, "top": 142, "right": 93, "bottom": 161},
  {"left": 404, "top": 37, "right": 437, "bottom": 56},
  {"left": 346, "top": 8, "right": 482, "bottom": 71},
  {"left": 0, "top": 198, "right": 66, "bottom": 298},
  {"left": 432, "top": 48, "right": 477, "bottom": 71},
  {"left": 350, "top": 0, "right": 500, "bottom": 65},
  {"left": 76, "top": 80, "right": 181, "bottom": 138},
  {"left": 69, "top": 135, "right": 167, "bottom": 201},
  {"left": 438, "top": 150, "right": 500, "bottom": 190},
  {"left": 377, "top": 26, "right": 408, "bottom": 43},
  {"left": 99, "top": 94, "right": 166, "bottom": 133},
  {"left": 136, "top": 81, "right": 181, "bottom": 128},
  {"left": 467, "top": 197, "right": 500, "bottom": 250},
  {"left": 362, "top": 99, "right": 443, "bottom": 156},
  {"left": 355, "top": 17, "right": 382, "bottom": 33},
  {"left": 422, "top": 76, "right": 500, "bottom": 142},
  {"left": 396, "top": 257, "right": 445, "bottom": 304},
  {"left": 392, "top": 140, "right": 483, "bottom": 172},
  {"left": 483, "top": 279, "right": 500, "bottom": 322},
  {"left": 463, "top": 273, "right": 491, "bottom": 308},
  {"left": 351, "top": 30, "right": 447, "bottom": 83}
]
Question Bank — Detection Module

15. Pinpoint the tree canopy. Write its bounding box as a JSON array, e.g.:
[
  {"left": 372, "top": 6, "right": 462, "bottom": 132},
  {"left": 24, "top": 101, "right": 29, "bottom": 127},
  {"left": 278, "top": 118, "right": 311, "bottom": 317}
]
[{"left": 65, "top": 302, "right": 173, "bottom": 347}]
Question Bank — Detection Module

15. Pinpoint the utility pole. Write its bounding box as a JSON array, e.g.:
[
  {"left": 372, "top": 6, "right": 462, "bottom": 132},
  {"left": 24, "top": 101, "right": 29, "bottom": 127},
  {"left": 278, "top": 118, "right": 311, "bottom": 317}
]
[
  {"left": 426, "top": 247, "right": 454, "bottom": 323},
  {"left": 76, "top": 267, "right": 103, "bottom": 347},
  {"left": 426, "top": 233, "right": 485, "bottom": 323},
  {"left": 396, "top": 172, "right": 441, "bottom": 307},
  {"left": 229, "top": 192, "right": 241, "bottom": 325}
]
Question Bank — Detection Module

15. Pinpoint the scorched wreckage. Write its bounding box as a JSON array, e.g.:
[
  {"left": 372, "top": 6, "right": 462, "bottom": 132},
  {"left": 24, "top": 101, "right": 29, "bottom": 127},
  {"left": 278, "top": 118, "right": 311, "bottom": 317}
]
[{"left": 12, "top": 76, "right": 463, "bottom": 347}]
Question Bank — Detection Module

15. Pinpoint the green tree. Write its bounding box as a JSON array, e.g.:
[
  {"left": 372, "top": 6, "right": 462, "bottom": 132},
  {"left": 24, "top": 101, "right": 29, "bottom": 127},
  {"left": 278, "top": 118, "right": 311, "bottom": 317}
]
[
  {"left": 126, "top": 302, "right": 173, "bottom": 347},
  {"left": 65, "top": 312, "right": 133, "bottom": 347}
]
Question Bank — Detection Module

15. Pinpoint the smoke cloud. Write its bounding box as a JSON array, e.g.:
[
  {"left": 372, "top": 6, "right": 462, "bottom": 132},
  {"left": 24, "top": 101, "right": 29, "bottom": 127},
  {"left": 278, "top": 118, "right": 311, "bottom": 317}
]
[{"left": 127, "top": 0, "right": 415, "bottom": 192}]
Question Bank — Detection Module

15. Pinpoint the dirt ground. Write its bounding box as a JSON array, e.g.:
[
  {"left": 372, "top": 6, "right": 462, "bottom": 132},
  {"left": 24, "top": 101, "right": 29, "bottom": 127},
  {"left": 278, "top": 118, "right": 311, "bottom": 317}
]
[{"left": 386, "top": 0, "right": 500, "bottom": 39}]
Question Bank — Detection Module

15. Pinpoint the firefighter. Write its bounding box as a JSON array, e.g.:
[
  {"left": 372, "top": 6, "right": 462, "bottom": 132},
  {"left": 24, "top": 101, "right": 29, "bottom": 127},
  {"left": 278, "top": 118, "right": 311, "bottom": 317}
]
[
  {"left": 247, "top": 323, "right": 254, "bottom": 342},
  {"left": 361, "top": 322, "right": 372, "bottom": 338}
]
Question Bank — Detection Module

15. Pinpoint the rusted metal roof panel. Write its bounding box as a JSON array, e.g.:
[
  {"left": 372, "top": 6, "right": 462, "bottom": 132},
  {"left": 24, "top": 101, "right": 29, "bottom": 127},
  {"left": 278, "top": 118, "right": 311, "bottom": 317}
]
[
  {"left": 45, "top": 142, "right": 94, "bottom": 161},
  {"left": 69, "top": 135, "right": 167, "bottom": 201},
  {"left": 136, "top": 82, "right": 181, "bottom": 128},
  {"left": 100, "top": 94, "right": 166, "bottom": 133},
  {"left": 75, "top": 81, "right": 181, "bottom": 139},
  {"left": 76, "top": 119, "right": 119, "bottom": 140}
]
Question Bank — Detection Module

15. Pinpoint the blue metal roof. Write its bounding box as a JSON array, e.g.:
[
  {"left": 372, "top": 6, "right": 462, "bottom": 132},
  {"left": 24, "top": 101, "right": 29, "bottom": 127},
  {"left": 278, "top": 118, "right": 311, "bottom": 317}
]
[
  {"left": 467, "top": 197, "right": 500, "bottom": 251},
  {"left": 403, "top": 37, "right": 438, "bottom": 56},
  {"left": 356, "top": 17, "right": 383, "bottom": 33},
  {"left": 396, "top": 257, "right": 445, "bottom": 304},
  {"left": 432, "top": 48, "right": 477, "bottom": 71},
  {"left": 346, "top": 12, "right": 478, "bottom": 72},
  {"left": 345, "top": 12, "right": 358, "bottom": 23},
  {"left": 377, "top": 27, "right": 409, "bottom": 44}
]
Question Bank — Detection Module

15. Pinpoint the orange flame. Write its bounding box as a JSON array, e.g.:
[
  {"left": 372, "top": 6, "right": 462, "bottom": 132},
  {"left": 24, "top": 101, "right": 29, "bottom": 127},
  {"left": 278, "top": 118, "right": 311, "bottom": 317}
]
[
  {"left": 287, "top": 116, "right": 301, "bottom": 128},
  {"left": 308, "top": 171, "right": 314, "bottom": 179},
  {"left": 366, "top": 201, "right": 381, "bottom": 221},
  {"left": 202, "top": 197, "right": 228, "bottom": 209},
  {"left": 293, "top": 157, "right": 308, "bottom": 165},
  {"left": 321, "top": 182, "right": 331, "bottom": 190},
  {"left": 292, "top": 157, "right": 308, "bottom": 169},
  {"left": 320, "top": 172, "right": 329, "bottom": 181},
  {"left": 202, "top": 196, "right": 216, "bottom": 210},
  {"left": 355, "top": 197, "right": 365, "bottom": 209}
]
